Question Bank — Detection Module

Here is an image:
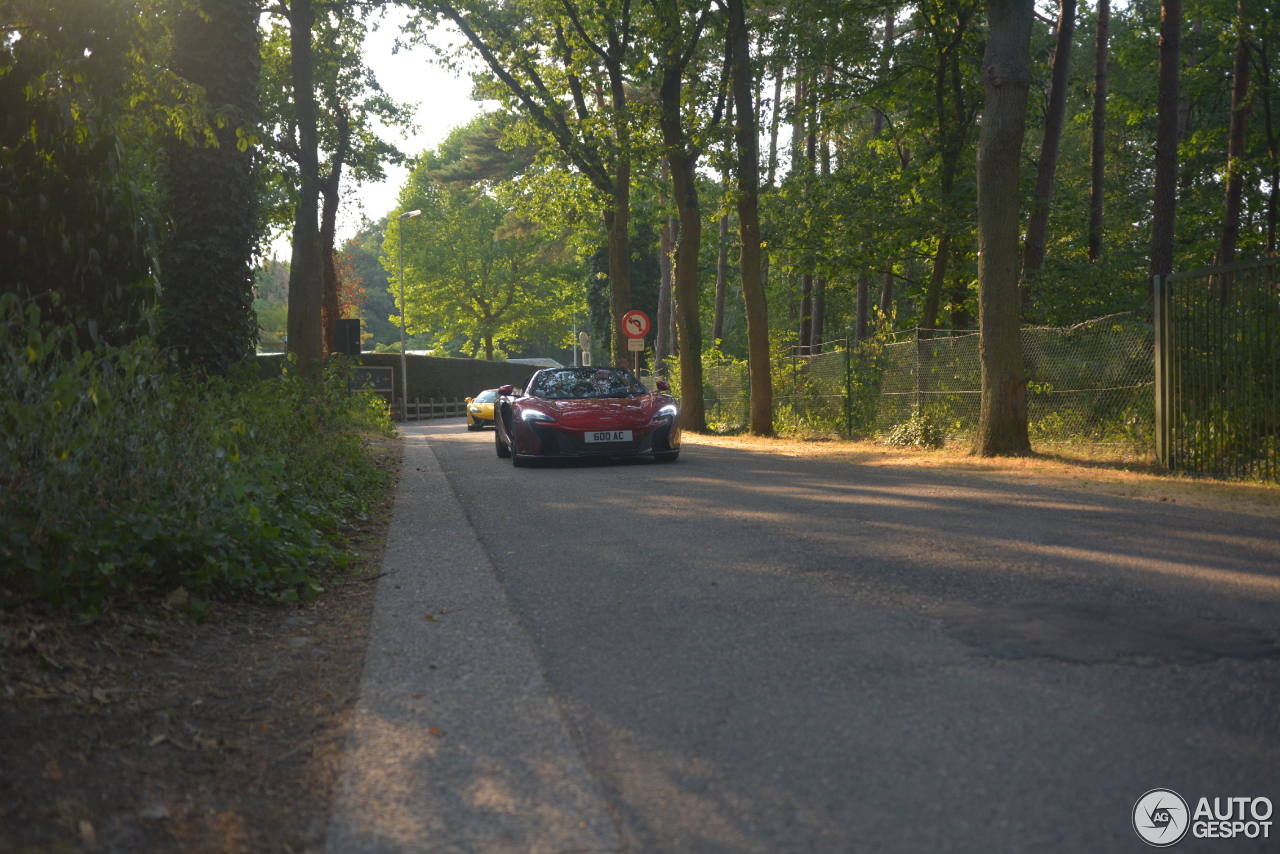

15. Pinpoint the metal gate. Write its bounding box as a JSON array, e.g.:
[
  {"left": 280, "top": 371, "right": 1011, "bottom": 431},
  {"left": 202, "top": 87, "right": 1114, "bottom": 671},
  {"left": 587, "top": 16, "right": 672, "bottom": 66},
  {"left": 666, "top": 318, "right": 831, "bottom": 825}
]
[{"left": 1154, "top": 257, "right": 1280, "bottom": 479}]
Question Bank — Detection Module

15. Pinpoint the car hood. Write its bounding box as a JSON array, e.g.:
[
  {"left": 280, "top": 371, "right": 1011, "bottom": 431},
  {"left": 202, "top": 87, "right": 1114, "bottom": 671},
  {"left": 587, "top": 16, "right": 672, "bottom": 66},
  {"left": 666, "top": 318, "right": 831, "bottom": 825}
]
[{"left": 534, "top": 395, "right": 664, "bottom": 429}]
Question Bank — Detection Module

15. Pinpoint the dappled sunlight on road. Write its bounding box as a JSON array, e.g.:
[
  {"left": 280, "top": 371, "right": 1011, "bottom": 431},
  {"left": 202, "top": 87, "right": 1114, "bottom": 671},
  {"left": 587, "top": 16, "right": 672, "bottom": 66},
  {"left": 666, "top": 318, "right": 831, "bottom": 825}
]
[{"left": 393, "top": 421, "right": 1280, "bottom": 853}]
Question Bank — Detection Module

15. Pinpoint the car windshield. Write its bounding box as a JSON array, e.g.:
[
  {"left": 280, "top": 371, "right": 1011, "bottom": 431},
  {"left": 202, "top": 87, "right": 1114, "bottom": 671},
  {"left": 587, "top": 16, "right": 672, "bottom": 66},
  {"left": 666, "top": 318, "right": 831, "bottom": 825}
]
[
  {"left": 527, "top": 368, "right": 649, "bottom": 400},
  {"left": 474, "top": 390, "right": 498, "bottom": 403}
]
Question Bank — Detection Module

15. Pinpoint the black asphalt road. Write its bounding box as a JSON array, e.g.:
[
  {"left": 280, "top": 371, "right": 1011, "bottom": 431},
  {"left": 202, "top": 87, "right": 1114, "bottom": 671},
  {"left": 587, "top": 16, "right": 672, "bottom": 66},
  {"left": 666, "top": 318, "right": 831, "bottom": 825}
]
[{"left": 423, "top": 421, "right": 1280, "bottom": 853}]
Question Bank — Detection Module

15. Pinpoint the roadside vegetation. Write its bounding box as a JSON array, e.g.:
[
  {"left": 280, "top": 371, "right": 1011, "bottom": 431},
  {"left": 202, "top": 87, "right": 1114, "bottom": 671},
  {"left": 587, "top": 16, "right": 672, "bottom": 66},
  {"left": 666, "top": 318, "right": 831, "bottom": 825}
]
[{"left": 0, "top": 295, "right": 393, "bottom": 615}]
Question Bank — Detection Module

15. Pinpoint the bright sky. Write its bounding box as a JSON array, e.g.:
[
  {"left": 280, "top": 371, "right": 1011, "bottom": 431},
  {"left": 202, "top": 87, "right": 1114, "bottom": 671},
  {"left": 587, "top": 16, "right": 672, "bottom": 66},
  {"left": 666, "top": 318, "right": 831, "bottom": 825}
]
[{"left": 267, "top": 9, "right": 491, "bottom": 259}]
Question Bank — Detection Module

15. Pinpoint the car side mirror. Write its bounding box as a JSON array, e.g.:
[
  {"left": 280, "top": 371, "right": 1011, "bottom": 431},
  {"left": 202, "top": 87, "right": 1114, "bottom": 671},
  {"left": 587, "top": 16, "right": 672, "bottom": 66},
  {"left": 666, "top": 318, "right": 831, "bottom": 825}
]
[
  {"left": 655, "top": 380, "right": 670, "bottom": 392},
  {"left": 465, "top": 397, "right": 473, "bottom": 404},
  {"left": 498, "top": 385, "right": 513, "bottom": 395}
]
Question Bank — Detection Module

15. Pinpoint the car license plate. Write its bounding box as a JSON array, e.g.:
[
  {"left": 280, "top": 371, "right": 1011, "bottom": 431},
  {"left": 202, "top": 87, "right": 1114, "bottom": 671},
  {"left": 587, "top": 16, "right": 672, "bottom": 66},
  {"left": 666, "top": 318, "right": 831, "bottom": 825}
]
[{"left": 585, "top": 430, "right": 632, "bottom": 443}]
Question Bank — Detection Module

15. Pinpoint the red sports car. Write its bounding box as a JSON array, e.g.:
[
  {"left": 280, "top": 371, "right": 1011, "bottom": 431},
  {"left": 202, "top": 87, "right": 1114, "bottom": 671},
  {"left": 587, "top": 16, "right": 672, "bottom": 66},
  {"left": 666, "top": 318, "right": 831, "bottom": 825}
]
[{"left": 493, "top": 367, "right": 681, "bottom": 466}]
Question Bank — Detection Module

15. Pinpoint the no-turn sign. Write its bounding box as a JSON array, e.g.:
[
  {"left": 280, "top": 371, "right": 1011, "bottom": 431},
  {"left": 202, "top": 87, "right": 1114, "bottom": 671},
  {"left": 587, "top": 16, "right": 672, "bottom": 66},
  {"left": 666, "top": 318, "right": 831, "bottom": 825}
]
[{"left": 622, "top": 310, "right": 651, "bottom": 339}]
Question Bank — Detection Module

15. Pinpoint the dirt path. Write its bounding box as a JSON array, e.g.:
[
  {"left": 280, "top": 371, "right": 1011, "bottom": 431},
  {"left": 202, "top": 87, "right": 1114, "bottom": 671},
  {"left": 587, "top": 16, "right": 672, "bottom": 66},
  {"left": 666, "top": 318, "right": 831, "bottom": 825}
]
[{"left": 0, "top": 436, "right": 401, "bottom": 854}]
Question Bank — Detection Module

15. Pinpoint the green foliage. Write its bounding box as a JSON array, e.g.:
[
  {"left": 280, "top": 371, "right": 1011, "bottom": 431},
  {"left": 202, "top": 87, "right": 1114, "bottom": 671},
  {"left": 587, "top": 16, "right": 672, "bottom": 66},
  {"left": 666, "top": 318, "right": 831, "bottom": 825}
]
[
  {"left": 0, "top": 0, "right": 191, "bottom": 342},
  {"left": 385, "top": 124, "right": 587, "bottom": 359},
  {"left": 257, "top": 5, "right": 412, "bottom": 239},
  {"left": 0, "top": 295, "right": 392, "bottom": 611},
  {"left": 341, "top": 219, "right": 399, "bottom": 347},
  {"left": 885, "top": 414, "right": 947, "bottom": 448},
  {"left": 159, "top": 0, "right": 262, "bottom": 374},
  {"left": 253, "top": 258, "right": 290, "bottom": 344}
]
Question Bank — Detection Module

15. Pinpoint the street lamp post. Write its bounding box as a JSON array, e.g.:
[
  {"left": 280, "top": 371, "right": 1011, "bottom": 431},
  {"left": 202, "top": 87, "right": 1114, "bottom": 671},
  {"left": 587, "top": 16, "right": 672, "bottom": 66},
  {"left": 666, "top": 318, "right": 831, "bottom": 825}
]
[{"left": 397, "top": 209, "right": 421, "bottom": 421}]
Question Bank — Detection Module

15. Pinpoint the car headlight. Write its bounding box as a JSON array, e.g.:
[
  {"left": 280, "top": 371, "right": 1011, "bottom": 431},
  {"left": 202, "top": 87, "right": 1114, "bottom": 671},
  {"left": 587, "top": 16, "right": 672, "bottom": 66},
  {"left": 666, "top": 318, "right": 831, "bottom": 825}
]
[
  {"left": 521, "top": 410, "right": 557, "bottom": 423},
  {"left": 657, "top": 404, "right": 679, "bottom": 419}
]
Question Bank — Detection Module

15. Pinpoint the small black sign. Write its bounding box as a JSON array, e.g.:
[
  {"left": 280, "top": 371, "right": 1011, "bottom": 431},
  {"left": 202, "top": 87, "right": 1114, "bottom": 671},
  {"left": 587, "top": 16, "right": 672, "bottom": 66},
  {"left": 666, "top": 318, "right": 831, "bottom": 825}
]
[
  {"left": 336, "top": 318, "right": 362, "bottom": 355},
  {"left": 351, "top": 366, "right": 393, "bottom": 398}
]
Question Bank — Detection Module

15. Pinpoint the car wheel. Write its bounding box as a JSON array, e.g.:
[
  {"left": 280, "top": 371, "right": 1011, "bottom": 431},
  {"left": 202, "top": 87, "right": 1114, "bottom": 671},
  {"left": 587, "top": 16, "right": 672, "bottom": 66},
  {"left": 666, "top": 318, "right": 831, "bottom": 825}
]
[
  {"left": 654, "top": 451, "right": 680, "bottom": 463},
  {"left": 495, "top": 424, "right": 511, "bottom": 458}
]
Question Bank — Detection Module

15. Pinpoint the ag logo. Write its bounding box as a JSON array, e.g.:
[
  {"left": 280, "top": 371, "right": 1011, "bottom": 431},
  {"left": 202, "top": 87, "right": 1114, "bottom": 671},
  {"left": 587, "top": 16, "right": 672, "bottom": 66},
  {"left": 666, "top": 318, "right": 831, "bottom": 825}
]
[{"left": 1134, "top": 789, "right": 1190, "bottom": 847}]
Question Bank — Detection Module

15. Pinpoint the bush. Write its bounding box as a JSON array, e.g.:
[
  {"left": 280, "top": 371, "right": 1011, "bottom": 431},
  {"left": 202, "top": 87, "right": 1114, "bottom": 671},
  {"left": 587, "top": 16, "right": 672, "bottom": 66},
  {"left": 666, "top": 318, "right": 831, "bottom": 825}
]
[
  {"left": 884, "top": 413, "right": 947, "bottom": 448},
  {"left": 0, "top": 295, "right": 393, "bottom": 612}
]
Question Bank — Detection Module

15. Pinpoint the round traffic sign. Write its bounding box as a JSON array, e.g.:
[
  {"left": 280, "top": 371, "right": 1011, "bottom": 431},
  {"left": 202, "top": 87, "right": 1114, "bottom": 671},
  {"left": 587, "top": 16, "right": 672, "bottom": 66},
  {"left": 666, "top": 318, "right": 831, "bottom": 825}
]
[{"left": 622, "top": 310, "right": 651, "bottom": 339}]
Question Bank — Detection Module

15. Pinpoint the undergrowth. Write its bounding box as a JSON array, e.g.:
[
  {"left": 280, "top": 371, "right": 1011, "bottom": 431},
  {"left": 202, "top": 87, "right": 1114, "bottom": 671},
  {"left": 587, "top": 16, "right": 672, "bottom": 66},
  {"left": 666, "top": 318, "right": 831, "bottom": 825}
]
[{"left": 0, "top": 294, "right": 394, "bottom": 614}]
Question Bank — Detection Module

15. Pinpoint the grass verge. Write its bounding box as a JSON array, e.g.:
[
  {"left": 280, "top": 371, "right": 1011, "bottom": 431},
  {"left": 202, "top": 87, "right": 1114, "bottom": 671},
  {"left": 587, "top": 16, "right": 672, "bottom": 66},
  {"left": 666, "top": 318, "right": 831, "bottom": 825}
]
[{"left": 684, "top": 433, "right": 1280, "bottom": 518}]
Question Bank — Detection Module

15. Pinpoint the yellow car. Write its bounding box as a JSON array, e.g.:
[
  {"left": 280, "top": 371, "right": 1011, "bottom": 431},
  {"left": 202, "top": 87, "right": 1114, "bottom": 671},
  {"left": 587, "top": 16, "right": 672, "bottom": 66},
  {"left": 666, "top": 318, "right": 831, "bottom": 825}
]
[{"left": 465, "top": 389, "right": 499, "bottom": 430}]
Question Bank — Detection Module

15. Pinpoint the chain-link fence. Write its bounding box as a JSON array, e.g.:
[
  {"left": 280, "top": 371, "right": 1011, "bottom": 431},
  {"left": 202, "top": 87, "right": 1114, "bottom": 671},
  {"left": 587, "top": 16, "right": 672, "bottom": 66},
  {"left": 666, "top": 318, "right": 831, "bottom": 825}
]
[
  {"left": 877, "top": 313, "right": 1154, "bottom": 451},
  {"left": 693, "top": 311, "right": 1155, "bottom": 454}
]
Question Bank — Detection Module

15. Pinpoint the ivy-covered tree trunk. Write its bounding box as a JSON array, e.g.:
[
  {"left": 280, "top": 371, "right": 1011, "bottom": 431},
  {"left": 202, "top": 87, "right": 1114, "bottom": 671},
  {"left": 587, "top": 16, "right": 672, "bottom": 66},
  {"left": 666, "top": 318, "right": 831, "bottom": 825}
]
[
  {"left": 1149, "top": 0, "right": 1182, "bottom": 282},
  {"left": 160, "top": 0, "right": 260, "bottom": 373},
  {"left": 973, "top": 0, "right": 1034, "bottom": 456},
  {"left": 728, "top": 0, "right": 773, "bottom": 435},
  {"left": 286, "top": 0, "right": 325, "bottom": 372}
]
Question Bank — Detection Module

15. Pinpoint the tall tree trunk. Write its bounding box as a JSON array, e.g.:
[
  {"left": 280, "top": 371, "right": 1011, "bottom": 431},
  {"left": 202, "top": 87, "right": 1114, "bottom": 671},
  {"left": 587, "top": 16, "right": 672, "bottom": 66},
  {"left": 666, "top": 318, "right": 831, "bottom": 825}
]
[
  {"left": 1149, "top": 0, "right": 1183, "bottom": 282},
  {"left": 286, "top": 0, "right": 324, "bottom": 373},
  {"left": 607, "top": 139, "right": 632, "bottom": 364},
  {"left": 319, "top": 103, "right": 349, "bottom": 357},
  {"left": 855, "top": 275, "right": 869, "bottom": 342},
  {"left": 713, "top": 199, "right": 729, "bottom": 345},
  {"left": 1217, "top": 5, "right": 1251, "bottom": 269},
  {"left": 1260, "top": 40, "right": 1279, "bottom": 254},
  {"left": 668, "top": 151, "right": 705, "bottom": 431},
  {"left": 974, "top": 0, "right": 1034, "bottom": 456},
  {"left": 792, "top": 73, "right": 807, "bottom": 171},
  {"left": 667, "top": 213, "right": 679, "bottom": 351},
  {"left": 799, "top": 273, "right": 813, "bottom": 352},
  {"left": 873, "top": 12, "right": 895, "bottom": 136},
  {"left": 874, "top": 12, "right": 897, "bottom": 325},
  {"left": 714, "top": 101, "right": 731, "bottom": 347},
  {"left": 728, "top": 0, "right": 773, "bottom": 435},
  {"left": 767, "top": 71, "right": 783, "bottom": 188},
  {"left": 949, "top": 236, "right": 972, "bottom": 329},
  {"left": 1088, "top": 0, "right": 1109, "bottom": 261},
  {"left": 921, "top": 231, "right": 950, "bottom": 337},
  {"left": 656, "top": 160, "right": 673, "bottom": 373},
  {"left": 923, "top": 23, "right": 972, "bottom": 341},
  {"left": 160, "top": 0, "right": 260, "bottom": 374},
  {"left": 1022, "top": 0, "right": 1078, "bottom": 286},
  {"left": 658, "top": 44, "right": 706, "bottom": 432},
  {"left": 813, "top": 278, "right": 826, "bottom": 347},
  {"left": 949, "top": 263, "right": 972, "bottom": 329},
  {"left": 813, "top": 126, "right": 829, "bottom": 346}
]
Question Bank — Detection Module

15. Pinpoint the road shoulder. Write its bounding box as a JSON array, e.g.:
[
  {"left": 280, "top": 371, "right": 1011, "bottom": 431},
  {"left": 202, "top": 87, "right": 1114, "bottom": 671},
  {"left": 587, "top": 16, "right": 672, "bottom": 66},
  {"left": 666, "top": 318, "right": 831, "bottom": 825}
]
[{"left": 325, "top": 425, "right": 621, "bottom": 854}]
